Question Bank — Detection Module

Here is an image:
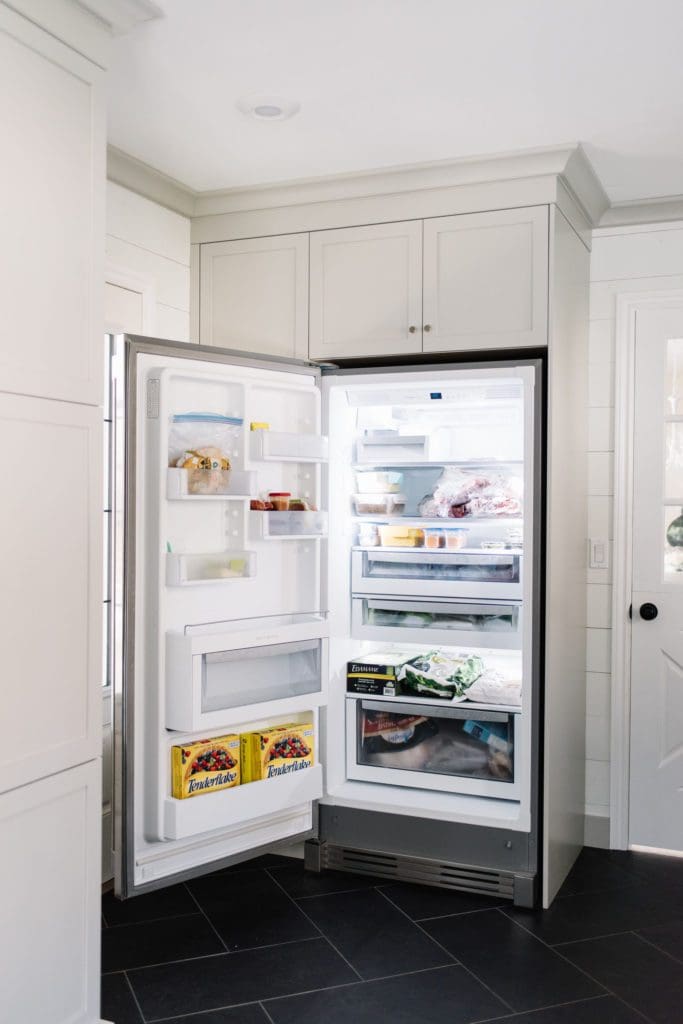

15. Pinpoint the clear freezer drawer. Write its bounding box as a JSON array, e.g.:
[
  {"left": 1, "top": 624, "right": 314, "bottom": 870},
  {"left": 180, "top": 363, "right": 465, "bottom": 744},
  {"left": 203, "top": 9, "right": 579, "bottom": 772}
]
[
  {"left": 346, "top": 698, "right": 520, "bottom": 800},
  {"left": 202, "top": 639, "right": 322, "bottom": 713},
  {"left": 351, "top": 596, "right": 522, "bottom": 650},
  {"left": 351, "top": 548, "right": 522, "bottom": 600}
]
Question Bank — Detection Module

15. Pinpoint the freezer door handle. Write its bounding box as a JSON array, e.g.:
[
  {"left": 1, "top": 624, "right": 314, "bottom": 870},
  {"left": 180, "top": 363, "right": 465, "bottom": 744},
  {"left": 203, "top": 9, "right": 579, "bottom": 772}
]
[
  {"left": 357, "top": 697, "right": 511, "bottom": 723},
  {"left": 364, "top": 597, "right": 520, "bottom": 617}
]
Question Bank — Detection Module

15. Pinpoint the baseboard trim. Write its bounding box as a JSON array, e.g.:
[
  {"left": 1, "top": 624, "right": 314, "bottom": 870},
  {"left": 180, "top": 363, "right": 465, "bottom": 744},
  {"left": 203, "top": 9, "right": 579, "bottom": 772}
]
[{"left": 585, "top": 813, "right": 610, "bottom": 849}]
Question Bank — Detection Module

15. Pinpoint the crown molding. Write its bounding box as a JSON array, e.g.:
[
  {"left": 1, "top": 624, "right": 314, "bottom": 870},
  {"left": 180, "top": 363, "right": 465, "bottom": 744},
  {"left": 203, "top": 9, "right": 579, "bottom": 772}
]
[
  {"left": 598, "top": 194, "right": 683, "bottom": 229},
  {"left": 107, "top": 145, "right": 196, "bottom": 217},
  {"left": 75, "top": 0, "right": 162, "bottom": 35}
]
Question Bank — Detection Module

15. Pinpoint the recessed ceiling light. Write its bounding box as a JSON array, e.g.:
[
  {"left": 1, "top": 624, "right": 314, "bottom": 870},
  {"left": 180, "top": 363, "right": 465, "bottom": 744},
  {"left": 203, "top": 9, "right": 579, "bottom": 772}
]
[{"left": 237, "top": 95, "right": 300, "bottom": 121}]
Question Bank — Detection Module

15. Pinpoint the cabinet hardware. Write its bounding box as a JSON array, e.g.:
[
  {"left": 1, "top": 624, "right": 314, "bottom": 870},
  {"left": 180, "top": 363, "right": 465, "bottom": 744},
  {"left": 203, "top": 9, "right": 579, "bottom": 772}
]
[
  {"left": 408, "top": 325, "right": 417, "bottom": 334},
  {"left": 423, "top": 323, "right": 432, "bottom": 332}
]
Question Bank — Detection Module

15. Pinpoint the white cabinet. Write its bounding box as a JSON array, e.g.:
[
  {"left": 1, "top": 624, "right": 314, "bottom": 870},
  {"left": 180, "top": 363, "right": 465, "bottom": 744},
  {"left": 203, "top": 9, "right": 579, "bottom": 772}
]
[
  {"left": 0, "top": 6, "right": 104, "bottom": 405},
  {"left": 200, "top": 234, "right": 309, "bottom": 358},
  {"left": 309, "top": 221, "right": 423, "bottom": 359},
  {"left": 0, "top": 761, "right": 101, "bottom": 1024},
  {"left": 0, "top": 393, "right": 102, "bottom": 794},
  {"left": 422, "top": 207, "right": 549, "bottom": 352}
]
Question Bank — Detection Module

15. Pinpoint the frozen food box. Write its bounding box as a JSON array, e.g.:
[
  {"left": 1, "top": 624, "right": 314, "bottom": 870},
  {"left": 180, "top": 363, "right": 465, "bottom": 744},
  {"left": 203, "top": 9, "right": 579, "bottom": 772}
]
[
  {"left": 171, "top": 734, "right": 240, "bottom": 799},
  {"left": 241, "top": 722, "right": 315, "bottom": 782},
  {"left": 347, "top": 651, "right": 414, "bottom": 696}
]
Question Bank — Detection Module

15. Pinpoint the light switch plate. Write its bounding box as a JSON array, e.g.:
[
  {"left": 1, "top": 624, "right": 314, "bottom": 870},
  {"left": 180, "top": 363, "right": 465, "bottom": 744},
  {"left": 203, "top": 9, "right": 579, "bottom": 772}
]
[{"left": 589, "top": 537, "right": 609, "bottom": 569}]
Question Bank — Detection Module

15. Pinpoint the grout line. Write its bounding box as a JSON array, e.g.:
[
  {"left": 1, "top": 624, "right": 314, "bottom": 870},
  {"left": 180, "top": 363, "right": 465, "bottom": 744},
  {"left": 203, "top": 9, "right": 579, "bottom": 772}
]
[
  {"left": 146, "top": 995, "right": 295, "bottom": 1023},
  {"left": 264, "top": 867, "right": 364, "bottom": 981},
  {"left": 630, "top": 929, "right": 683, "bottom": 966},
  {"left": 414, "top": 903, "right": 508, "bottom": 923},
  {"left": 122, "top": 971, "right": 147, "bottom": 1024},
  {"left": 102, "top": 909, "right": 204, "bottom": 931},
  {"left": 376, "top": 888, "right": 514, "bottom": 1015},
  {"left": 552, "top": 927, "right": 653, "bottom": 947},
  {"left": 498, "top": 910, "right": 655, "bottom": 1023},
  {"left": 259, "top": 1000, "right": 277, "bottom": 1024},
  {"left": 111, "top": 947, "right": 231, "bottom": 976},
  {"left": 296, "top": 884, "right": 380, "bottom": 901},
  {"left": 466, "top": 993, "right": 618, "bottom": 1024},
  {"left": 184, "top": 884, "right": 230, "bottom": 954}
]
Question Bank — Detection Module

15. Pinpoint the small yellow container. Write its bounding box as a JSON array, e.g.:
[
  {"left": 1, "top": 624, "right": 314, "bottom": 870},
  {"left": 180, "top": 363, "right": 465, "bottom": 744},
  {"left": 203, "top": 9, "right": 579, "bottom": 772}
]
[
  {"left": 171, "top": 735, "right": 240, "bottom": 799},
  {"left": 250, "top": 421, "right": 270, "bottom": 431},
  {"left": 241, "top": 722, "right": 314, "bottom": 783},
  {"left": 379, "top": 525, "right": 425, "bottom": 547}
]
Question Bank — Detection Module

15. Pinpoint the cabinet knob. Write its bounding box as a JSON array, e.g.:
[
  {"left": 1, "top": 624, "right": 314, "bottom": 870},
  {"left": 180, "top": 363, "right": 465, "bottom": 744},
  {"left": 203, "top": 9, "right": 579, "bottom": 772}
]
[
  {"left": 408, "top": 325, "right": 417, "bottom": 334},
  {"left": 423, "top": 323, "right": 432, "bottom": 332}
]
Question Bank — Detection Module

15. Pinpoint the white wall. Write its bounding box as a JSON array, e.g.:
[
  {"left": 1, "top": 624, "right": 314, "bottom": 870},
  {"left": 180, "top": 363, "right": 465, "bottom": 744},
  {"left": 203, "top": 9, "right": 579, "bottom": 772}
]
[
  {"left": 105, "top": 180, "right": 191, "bottom": 339},
  {"left": 585, "top": 221, "right": 683, "bottom": 834}
]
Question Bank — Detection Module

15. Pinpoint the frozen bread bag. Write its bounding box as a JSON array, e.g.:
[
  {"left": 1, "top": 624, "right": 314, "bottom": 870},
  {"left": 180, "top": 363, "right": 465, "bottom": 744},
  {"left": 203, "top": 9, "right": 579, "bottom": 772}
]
[
  {"left": 398, "top": 650, "right": 484, "bottom": 701},
  {"left": 466, "top": 668, "right": 522, "bottom": 707}
]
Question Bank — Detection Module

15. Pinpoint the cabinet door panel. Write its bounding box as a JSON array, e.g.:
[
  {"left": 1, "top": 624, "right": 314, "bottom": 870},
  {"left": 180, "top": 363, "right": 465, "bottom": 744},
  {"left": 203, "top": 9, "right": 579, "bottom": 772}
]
[
  {"left": 0, "top": 8, "right": 104, "bottom": 404},
  {"left": 423, "top": 207, "right": 548, "bottom": 352},
  {"left": 310, "top": 221, "right": 422, "bottom": 359},
  {"left": 200, "top": 234, "right": 308, "bottom": 359},
  {"left": 0, "top": 394, "right": 102, "bottom": 794},
  {"left": 0, "top": 762, "right": 101, "bottom": 1024}
]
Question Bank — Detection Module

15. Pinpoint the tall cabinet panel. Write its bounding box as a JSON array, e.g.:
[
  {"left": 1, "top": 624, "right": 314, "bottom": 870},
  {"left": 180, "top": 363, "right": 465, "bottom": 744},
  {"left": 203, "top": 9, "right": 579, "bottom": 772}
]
[
  {"left": 0, "top": 6, "right": 104, "bottom": 405},
  {"left": 422, "top": 207, "right": 549, "bottom": 352},
  {"left": 200, "top": 234, "right": 309, "bottom": 358},
  {"left": 309, "top": 221, "right": 423, "bottom": 359}
]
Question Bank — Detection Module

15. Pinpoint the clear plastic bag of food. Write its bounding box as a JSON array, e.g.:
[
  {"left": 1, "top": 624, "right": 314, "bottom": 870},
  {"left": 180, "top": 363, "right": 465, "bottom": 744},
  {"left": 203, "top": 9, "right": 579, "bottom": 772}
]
[
  {"left": 168, "top": 413, "right": 243, "bottom": 466},
  {"left": 398, "top": 650, "right": 484, "bottom": 700}
]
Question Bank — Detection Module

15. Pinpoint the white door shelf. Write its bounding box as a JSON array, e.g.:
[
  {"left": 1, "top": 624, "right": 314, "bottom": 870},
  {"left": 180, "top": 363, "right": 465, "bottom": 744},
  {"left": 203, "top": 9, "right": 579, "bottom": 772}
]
[
  {"left": 250, "top": 509, "right": 328, "bottom": 539},
  {"left": 163, "top": 763, "right": 323, "bottom": 840},
  {"left": 166, "top": 620, "right": 329, "bottom": 732},
  {"left": 249, "top": 429, "right": 328, "bottom": 463},
  {"left": 167, "top": 467, "right": 255, "bottom": 499},
  {"left": 166, "top": 551, "right": 256, "bottom": 586}
]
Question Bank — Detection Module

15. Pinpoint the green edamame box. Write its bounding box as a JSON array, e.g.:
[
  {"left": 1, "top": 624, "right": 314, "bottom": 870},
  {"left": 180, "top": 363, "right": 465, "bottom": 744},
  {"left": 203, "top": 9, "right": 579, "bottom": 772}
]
[{"left": 346, "top": 650, "right": 414, "bottom": 697}]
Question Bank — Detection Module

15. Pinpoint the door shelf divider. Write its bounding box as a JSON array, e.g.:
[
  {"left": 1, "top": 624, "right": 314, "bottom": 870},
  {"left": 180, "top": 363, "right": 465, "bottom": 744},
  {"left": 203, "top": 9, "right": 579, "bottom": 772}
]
[
  {"left": 249, "top": 430, "right": 328, "bottom": 463},
  {"left": 167, "top": 467, "right": 255, "bottom": 500},
  {"left": 249, "top": 509, "right": 328, "bottom": 540},
  {"left": 166, "top": 550, "right": 256, "bottom": 586},
  {"left": 163, "top": 763, "right": 323, "bottom": 840}
]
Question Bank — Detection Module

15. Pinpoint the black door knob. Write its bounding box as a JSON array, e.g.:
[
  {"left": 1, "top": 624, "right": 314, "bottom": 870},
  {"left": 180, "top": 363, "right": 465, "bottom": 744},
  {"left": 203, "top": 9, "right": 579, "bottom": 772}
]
[{"left": 640, "top": 602, "right": 658, "bottom": 621}]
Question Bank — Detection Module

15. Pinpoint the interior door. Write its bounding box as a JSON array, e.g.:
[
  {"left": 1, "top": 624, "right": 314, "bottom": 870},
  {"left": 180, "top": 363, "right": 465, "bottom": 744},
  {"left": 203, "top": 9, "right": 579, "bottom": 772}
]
[
  {"left": 629, "top": 306, "right": 683, "bottom": 852},
  {"left": 113, "top": 335, "right": 327, "bottom": 897}
]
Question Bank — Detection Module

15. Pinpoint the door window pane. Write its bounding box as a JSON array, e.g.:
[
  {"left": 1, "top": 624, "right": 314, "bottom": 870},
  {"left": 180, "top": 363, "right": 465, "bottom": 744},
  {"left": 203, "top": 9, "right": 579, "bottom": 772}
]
[
  {"left": 663, "top": 507, "right": 683, "bottom": 579},
  {"left": 665, "top": 423, "right": 683, "bottom": 497},
  {"left": 665, "top": 338, "right": 683, "bottom": 414}
]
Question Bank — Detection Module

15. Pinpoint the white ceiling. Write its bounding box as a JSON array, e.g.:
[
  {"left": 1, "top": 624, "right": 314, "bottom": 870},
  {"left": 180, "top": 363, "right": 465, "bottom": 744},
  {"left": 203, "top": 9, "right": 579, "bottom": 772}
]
[{"left": 107, "top": 0, "right": 683, "bottom": 202}]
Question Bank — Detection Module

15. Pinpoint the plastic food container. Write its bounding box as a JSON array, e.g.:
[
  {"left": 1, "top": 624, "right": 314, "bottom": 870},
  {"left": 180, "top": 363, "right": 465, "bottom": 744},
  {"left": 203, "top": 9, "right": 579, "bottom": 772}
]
[
  {"left": 424, "top": 528, "right": 445, "bottom": 549},
  {"left": 186, "top": 468, "right": 232, "bottom": 495},
  {"left": 379, "top": 525, "right": 424, "bottom": 547},
  {"left": 358, "top": 523, "right": 380, "bottom": 547},
  {"left": 269, "top": 491, "right": 291, "bottom": 511},
  {"left": 353, "top": 493, "right": 406, "bottom": 515},
  {"left": 443, "top": 528, "right": 469, "bottom": 550},
  {"left": 355, "top": 471, "right": 403, "bottom": 494}
]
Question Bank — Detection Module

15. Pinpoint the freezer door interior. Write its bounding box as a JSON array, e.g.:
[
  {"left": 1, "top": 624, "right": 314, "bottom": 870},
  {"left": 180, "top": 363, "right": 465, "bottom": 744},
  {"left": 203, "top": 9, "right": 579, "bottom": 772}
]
[{"left": 113, "top": 336, "right": 328, "bottom": 897}]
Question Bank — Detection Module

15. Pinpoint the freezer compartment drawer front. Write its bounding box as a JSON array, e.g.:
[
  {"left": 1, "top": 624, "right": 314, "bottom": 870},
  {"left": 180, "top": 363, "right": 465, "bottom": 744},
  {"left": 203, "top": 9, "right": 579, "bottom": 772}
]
[
  {"left": 163, "top": 764, "right": 323, "bottom": 840},
  {"left": 351, "top": 549, "right": 522, "bottom": 599},
  {"left": 346, "top": 699, "right": 520, "bottom": 800},
  {"left": 166, "top": 621, "right": 328, "bottom": 732},
  {"left": 351, "top": 596, "right": 522, "bottom": 650}
]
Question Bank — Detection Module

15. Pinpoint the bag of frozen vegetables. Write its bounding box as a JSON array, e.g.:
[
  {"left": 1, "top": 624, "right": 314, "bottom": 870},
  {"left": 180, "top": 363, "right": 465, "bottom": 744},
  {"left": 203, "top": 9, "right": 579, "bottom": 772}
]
[{"left": 398, "top": 650, "right": 484, "bottom": 701}]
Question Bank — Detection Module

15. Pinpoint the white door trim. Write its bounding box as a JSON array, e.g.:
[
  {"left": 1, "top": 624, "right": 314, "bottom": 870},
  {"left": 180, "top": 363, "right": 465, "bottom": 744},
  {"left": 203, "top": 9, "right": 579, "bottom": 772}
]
[
  {"left": 105, "top": 262, "right": 157, "bottom": 335},
  {"left": 610, "top": 287, "right": 683, "bottom": 849}
]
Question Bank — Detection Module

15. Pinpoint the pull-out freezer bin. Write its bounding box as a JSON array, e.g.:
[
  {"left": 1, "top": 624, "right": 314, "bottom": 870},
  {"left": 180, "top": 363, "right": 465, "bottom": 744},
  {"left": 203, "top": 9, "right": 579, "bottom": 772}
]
[
  {"left": 351, "top": 595, "right": 522, "bottom": 649},
  {"left": 352, "top": 548, "right": 522, "bottom": 600}
]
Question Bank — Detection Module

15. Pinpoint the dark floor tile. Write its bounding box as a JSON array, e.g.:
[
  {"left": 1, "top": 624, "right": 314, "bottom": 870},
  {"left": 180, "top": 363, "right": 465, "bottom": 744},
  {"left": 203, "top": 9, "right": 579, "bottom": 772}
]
[
  {"left": 300, "top": 888, "right": 452, "bottom": 979},
  {"left": 265, "top": 964, "right": 507, "bottom": 1024},
  {"left": 423, "top": 909, "right": 603, "bottom": 1011},
  {"left": 101, "top": 973, "right": 143, "bottom": 1024},
  {"left": 639, "top": 920, "right": 683, "bottom": 962},
  {"left": 562, "top": 931, "right": 683, "bottom": 1024},
  {"left": 479, "top": 995, "right": 648, "bottom": 1024},
  {"left": 378, "top": 880, "right": 507, "bottom": 920},
  {"left": 187, "top": 868, "right": 317, "bottom": 951},
  {"left": 267, "top": 863, "right": 386, "bottom": 898},
  {"left": 617, "top": 850, "right": 683, "bottom": 892},
  {"left": 102, "top": 882, "right": 197, "bottom": 926},
  {"left": 212, "top": 853, "right": 296, "bottom": 874},
  {"left": 558, "top": 848, "right": 646, "bottom": 898},
  {"left": 102, "top": 913, "right": 225, "bottom": 972},
  {"left": 126, "top": 938, "right": 356, "bottom": 1021},
  {"left": 506, "top": 883, "right": 682, "bottom": 944},
  {"left": 153, "top": 1005, "right": 270, "bottom": 1024}
]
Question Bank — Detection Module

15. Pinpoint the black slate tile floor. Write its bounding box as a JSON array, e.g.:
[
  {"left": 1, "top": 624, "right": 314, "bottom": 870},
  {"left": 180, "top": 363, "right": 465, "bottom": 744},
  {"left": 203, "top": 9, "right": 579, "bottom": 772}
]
[{"left": 101, "top": 847, "right": 683, "bottom": 1024}]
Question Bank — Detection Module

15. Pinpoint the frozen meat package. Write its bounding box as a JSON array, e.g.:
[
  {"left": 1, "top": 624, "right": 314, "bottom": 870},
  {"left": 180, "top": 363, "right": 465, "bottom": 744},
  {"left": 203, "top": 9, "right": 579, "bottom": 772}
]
[{"left": 418, "top": 467, "right": 523, "bottom": 519}]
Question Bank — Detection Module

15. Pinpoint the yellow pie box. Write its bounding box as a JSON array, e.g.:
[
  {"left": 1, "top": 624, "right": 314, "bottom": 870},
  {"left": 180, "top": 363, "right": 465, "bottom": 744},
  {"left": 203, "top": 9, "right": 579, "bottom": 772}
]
[
  {"left": 171, "top": 734, "right": 240, "bottom": 799},
  {"left": 241, "top": 722, "right": 315, "bottom": 783},
  {"left": 379, "top": 525, "right": 425, "bottom": 547}
]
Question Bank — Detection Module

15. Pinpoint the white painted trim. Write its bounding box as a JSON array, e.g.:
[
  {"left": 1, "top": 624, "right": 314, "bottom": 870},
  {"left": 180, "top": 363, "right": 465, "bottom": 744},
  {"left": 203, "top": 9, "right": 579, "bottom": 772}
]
[
  {"left": 104, "top": 261, "right": 156, "bottom": 335},
  {"left": 599, "top": 197, "right": 683, "bottom": 229},
  {"left": 610, "top": 289, "right": 683, "bottom": 849},
  {"left": 107, "top": 144, "right": 196, "bottom": 217},
  {"left": 75, "top": 0, "right": 162, "bottom": 34}
]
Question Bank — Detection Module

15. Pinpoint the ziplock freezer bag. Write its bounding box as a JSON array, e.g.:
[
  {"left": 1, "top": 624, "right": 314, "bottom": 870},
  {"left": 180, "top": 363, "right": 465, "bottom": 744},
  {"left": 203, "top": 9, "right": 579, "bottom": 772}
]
[
  {"left": 168, "top": 413, "right": 243, "bottom": 465},
  {"left": 398, "top": 650, "right": 484, "bottom": 700}
]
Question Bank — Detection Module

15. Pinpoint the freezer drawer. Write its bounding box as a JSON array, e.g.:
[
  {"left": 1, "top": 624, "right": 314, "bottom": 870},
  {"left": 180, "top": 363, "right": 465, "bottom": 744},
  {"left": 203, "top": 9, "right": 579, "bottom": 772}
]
[
  {"left": 346, "top": 698, "right": 520, "bottom": 800},
  {"left": 351, "top": 548, "right": 522, "bottom": 599},
  {"left": 351, "top": 595, "right": 522, "bottom": 650}
]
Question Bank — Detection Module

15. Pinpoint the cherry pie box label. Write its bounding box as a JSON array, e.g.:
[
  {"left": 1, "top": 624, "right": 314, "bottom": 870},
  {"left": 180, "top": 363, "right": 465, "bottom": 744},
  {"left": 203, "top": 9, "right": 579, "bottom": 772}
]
[
  {"left": 241, "top": 722, "right": 315, "bottom": 782},
  {"left": 171, "top": 734, "right": 240, "bottom": 799}
]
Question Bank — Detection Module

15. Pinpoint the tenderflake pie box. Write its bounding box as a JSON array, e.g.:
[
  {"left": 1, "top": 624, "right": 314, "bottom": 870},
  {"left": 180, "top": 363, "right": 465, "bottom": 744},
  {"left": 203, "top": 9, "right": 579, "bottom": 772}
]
[
  {"left": 346, "top": 651, "right": 414, "bottom": 697},
  {"left": 171, "top": 734, "right": 240, "bottom": 799},
  {"left": 241, "top": 722, "right": 314, "bottom": 782}
]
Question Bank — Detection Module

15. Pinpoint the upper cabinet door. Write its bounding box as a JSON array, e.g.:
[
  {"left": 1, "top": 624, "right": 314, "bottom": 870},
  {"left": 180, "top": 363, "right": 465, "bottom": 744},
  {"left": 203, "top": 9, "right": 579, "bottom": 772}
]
[
  {"left": 422, "top": 207, "right": 549, "bottom": 353},
  {"left": 309, "top": 221, "right": 423, "bottom": 360},
  {"left": 200, "top": 234, "right": 309, "bottom": 359},
  {"left": 0, "top": 8, "right": 104, "bottom": 405}
]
